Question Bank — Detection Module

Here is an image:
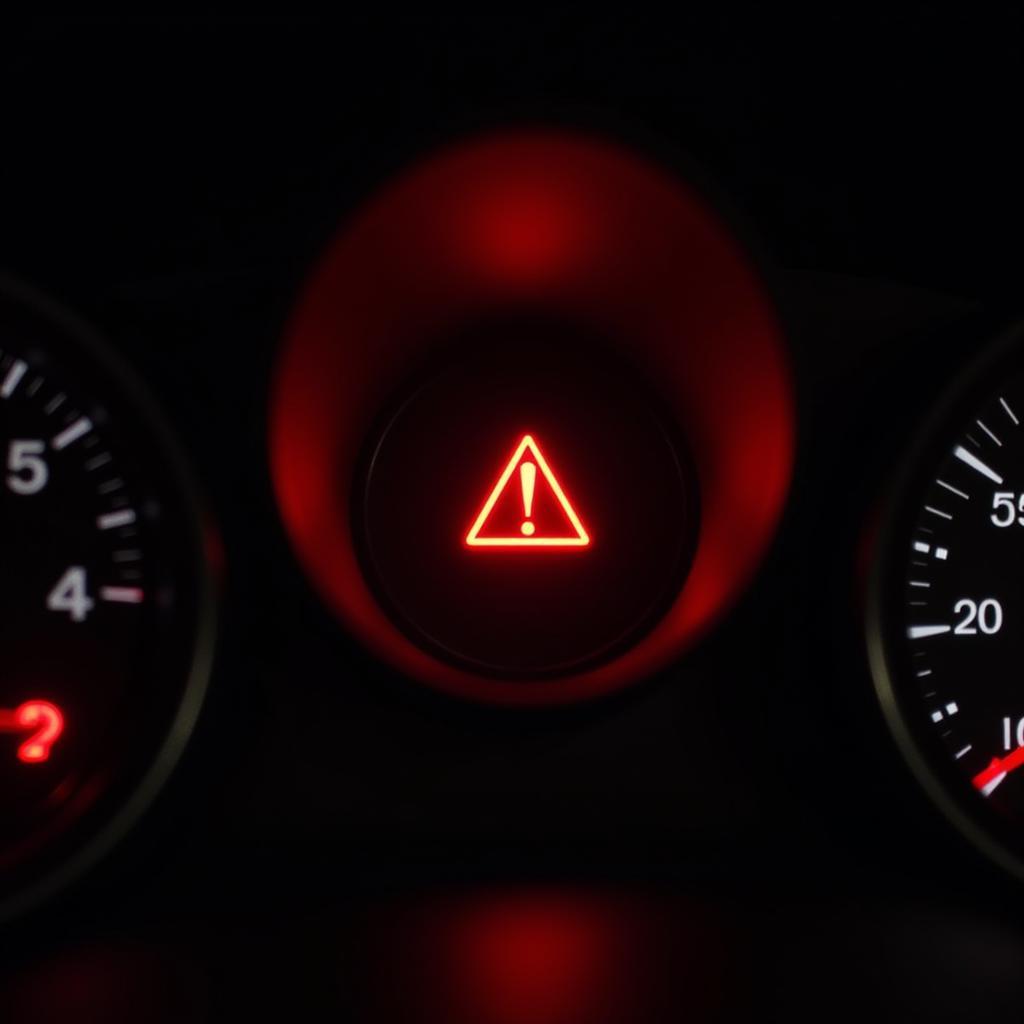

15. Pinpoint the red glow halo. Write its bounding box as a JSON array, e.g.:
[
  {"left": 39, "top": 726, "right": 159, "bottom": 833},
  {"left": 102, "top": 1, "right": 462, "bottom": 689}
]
[{"left": 270, "top": 130, "right": 795, "bottom": 706}]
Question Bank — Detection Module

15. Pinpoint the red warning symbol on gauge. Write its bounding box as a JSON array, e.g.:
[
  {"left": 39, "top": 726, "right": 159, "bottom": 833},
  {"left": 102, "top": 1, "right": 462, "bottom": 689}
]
[{"left": 465, "top": 434, "right": 590, "bottom": 548}]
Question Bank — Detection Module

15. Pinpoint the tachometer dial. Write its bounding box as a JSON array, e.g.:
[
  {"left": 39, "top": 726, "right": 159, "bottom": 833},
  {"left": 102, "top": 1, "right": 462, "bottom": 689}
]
[
  {"left": 0, "top": 278, "right": 216, "bottom": 917},
  {"left": 869, "top": 322, "right": 1024, "bottom": 877}
]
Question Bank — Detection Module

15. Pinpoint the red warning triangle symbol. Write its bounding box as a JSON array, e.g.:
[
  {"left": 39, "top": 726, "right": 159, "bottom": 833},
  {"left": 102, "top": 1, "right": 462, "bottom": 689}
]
[{"left": 465, "top": 434, "right": 590, "bottom": 548}]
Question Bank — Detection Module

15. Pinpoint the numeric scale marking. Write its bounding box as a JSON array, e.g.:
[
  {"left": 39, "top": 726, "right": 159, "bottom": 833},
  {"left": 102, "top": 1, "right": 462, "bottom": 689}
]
[
  {"left": 0, "top": 359, "right": 27, "bottom": 399},
  {"left": 99, "top": 587, "right": 144, "bottom": 604},
  {"left": 977, "top": 420, "right": 1002, "bottom": 446},
  {"left": 51, "top": 417, "right": 93, "bottom": 451},
  {"left": 954, "top": 445, "right": 1003, "bottom": 484},
  {"left": 97, "top": 509, "right": 136, "bottom": 531},
  {"left": 908, "top": 624, "right": 951, "bottom": 639}
]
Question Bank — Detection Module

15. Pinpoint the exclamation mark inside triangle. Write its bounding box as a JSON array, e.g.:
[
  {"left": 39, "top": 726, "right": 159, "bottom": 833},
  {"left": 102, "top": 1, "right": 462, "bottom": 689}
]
[
  {"left": 465, "top": 434, "right": 590, "bottom": 548},
  {"left": 519, "top": 460, "right": 537, "bottom": 536}
]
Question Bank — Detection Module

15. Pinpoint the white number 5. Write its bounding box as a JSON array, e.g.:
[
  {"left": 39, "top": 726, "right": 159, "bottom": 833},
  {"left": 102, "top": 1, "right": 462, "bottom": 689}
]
[{"left": 6, "top": 440, "right": 49, "bottom": 495}]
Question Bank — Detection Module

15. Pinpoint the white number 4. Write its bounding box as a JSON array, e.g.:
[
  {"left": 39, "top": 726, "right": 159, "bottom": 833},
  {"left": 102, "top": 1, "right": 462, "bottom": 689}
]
[{"left": 46, "top": 566, "right": 94, "bottom": 622}]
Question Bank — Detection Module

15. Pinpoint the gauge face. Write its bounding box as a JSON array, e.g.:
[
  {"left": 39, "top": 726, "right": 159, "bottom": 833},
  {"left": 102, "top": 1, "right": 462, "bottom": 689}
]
[
  {"left": 869, "top": 324, "right": 1024, "bottom": 875},
  {"left": 0, "top": 279, "right": 215, "bottom": 915},
  {"left": 356, "top": 337, "right": 697, "bottom": 678}
]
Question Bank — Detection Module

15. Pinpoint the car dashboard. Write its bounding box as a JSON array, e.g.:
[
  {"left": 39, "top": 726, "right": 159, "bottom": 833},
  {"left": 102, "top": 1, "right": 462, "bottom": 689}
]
[{"left": 3, "top": 14, "right": 1024, "bottom": 1023}]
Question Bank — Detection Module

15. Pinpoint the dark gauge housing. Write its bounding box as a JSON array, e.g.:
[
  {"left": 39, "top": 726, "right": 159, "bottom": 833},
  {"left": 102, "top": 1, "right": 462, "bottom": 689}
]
[
  {"left": 270, "top": 130, "right": 795, "bottom": 706},
  {"left": 0, "top": 277, "right": 216, "bottom": 918},
  {"left": 868, "top": 320, "right": 1024, "bottom": 879}
]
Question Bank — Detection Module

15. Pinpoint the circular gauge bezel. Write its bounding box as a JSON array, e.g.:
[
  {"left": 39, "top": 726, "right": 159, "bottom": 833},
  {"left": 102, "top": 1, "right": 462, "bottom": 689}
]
[
  {"left": 867, "top": 317, "right": 1024, "bottom": 880},
  {"left": 0, "top": 274, "right": 218, "bottom": 921}
]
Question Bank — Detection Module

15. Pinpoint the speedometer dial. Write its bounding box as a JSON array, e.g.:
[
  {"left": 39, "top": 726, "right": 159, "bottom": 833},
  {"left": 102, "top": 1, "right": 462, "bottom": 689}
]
[
  {"left": 0, "top": 278, "right": 216, "bottom": 917},
  {"left": 869, "top": 323, "right": 1024, "bottom": 877}
]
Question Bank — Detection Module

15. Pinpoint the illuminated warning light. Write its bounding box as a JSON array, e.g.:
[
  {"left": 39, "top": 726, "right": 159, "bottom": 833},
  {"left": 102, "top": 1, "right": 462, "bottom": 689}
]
[
  {"left": 0, "top": 701, "right": 65, "bottom": 763},
  {"left": 466, "top": 434, "right": 590, "bottom": 548}
]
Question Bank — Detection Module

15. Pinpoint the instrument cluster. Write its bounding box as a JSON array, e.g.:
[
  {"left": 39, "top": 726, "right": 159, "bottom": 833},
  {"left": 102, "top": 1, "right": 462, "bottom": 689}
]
[
  {"left": 4, "top": 14, "right": 1024, "bottom": 1020},
  {"left": 0, "top": 126, "right": 1021, "bottom": 917}
]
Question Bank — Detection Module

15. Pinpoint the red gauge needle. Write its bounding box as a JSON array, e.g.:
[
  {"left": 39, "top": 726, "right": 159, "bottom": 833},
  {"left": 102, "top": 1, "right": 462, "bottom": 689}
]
[
  {"left": 0, "top": 701, "right": 64, "bottom": 763},
  {"left": 973, "top": 747, "right": 1024, "bottom": 796}
]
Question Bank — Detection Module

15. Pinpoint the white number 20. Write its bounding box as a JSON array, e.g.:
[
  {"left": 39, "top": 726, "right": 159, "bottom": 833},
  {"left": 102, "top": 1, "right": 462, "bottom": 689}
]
[{"left": 954, "top": 597, "right": 1003, "bottom": 635}]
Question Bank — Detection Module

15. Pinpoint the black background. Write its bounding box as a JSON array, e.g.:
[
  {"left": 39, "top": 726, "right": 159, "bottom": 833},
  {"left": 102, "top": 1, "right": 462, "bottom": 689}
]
[{"left": 3, "top": 11, "right": 1024, "bottom": 1021}]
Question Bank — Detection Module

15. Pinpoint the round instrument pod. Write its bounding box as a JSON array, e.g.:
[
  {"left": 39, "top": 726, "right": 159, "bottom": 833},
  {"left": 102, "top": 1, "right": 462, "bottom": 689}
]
[
  {"left": 0, "top": 276, "right": 216, "bottom": 918},
  {"left": 270, "top": 130, "right": 794, "bottom": 705}
]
